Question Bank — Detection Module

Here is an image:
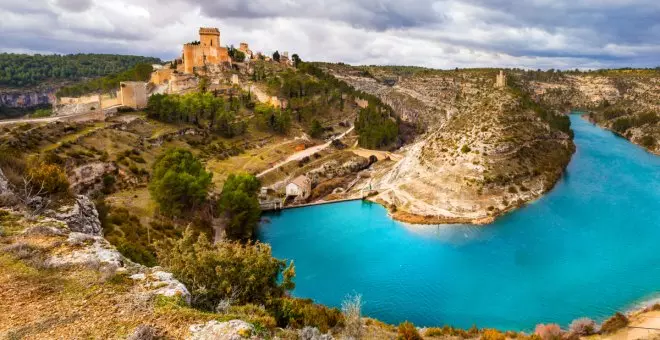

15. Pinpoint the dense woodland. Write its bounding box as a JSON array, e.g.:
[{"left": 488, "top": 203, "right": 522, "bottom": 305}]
[
  {"left": 0, "top": 53, "right": 160, "bottom": 88},
  {"left": 56, "top": 63, "right": 154, "bottom": 97}
]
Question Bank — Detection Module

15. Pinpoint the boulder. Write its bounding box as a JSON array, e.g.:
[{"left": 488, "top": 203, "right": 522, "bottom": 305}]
[
  {"left": 51, "top": 195, "right": 102, "bottom": 235},
  {"left": 130, "top": 269, "right": 191, "bottom": 305},
  {"left": 188, "top": 320, "right": 256, "bottom": 340}
]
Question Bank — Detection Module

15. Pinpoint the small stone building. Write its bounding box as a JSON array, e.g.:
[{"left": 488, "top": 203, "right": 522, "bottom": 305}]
[
  {"left": 495, "top": 70, "right": 507, "bottom": 88},
  {"left": 286, "top": 175, "right": 312, "bottom": 201}
]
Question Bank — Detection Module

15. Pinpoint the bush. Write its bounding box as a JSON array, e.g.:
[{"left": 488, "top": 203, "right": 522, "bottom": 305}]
[
  {"left": 461, "top": 145, "right": 471, "bottom": 153},
  {"left": 482, "top": 329, "right": 506, "bottom": 340},
  {"left": 273, "top": 297, "right": 343, "bottom": 333},
  {"left": 218, "top": 173, "right": 261, "bottom": 241},
  {"left": 397, "top": 321, "right": 422, "bottom": 340},
  {"left": 600, "top": 312, "right": 628, "bottom": 334},
  {"left": 156, "top": 227, "right": 295, "bottom": 311},
  {"left": 640, "top": 135, "right": 655, "bottom": 148},
  {"left": 26, "top": 160, "right": 70, "bottom": 195},
  {"left": 149, "top": 148, "right": 212, "bottom": 217},
  {"left": 341, "top": 293, "right": 363, "bottom": 339},
  {"left": 569, "top": 317, "right": 596, "bottom": 336},
  {"left": 534, "top": 323, "right": 562, "bottom": 340}
]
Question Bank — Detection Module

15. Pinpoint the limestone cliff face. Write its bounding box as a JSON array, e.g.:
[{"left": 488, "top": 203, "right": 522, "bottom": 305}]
[
  {"left": 528, "top": 73, "right": 660, "bottom": 154},
  {"left": 326, "top": 66, "right": 575, "bottom": 223},
  {"left": 0, "top": 87, "right": 57, "bottom": 108}
]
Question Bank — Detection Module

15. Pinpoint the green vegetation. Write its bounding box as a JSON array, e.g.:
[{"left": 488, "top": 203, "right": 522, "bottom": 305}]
[
  {"left": 147, "top": 92, "right": 248, "bottom": 137},
  {"left": 254, "top": 103, "right": 292, "bottom": 134},
  {"left": 56, "top": 63, "right": 154, "bottom": 97},
  {"left": 156, "top": 227, "right": 295, "bottom": 311},
  {"left": 0, "top": 53, "right": 160, "bottom": 88},
  {"left": 148, "top": 148, "right": 212, "bottom": 217},
  {"left": 218, "top": 173, "right": 261, "bottom": 241},
  {"left": 29, "top": 108, "right": 52, "bottom": 118},
  {"left": 26, "top": 160, "right": 70, "bottom": 195},
  {"left": 354, "top": 105, "right": 399, "bottom": 149}
]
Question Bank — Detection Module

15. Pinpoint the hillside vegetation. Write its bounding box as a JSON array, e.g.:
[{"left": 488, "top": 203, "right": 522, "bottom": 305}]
[{"left": 0, "top": 53, "right": 160, "bottom": 88}]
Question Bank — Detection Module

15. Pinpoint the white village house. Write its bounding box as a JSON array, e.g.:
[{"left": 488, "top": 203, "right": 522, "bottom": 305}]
[{"left": 286, "top": 175, "right": 312, "bottom": 201}]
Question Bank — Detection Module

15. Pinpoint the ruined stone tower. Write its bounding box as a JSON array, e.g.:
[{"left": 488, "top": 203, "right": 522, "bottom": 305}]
[{"left": 495, "top": 70, "right": 507, "bottom": 88}]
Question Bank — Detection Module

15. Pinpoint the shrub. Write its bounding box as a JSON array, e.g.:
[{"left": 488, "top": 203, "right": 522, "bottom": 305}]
[
  {"left": 26, "top": 160, "right": 70, "bottom": 195},
  {"left": 273, "top": 297, "right": 343, "bottom": 333},
  {"left": 149, "top": 148, "right": 212, "bottom": 217},
  {"left": 341, "top": 293, "right": 363, "bottom": 339},
  {"left": 640, "top": 135, "right": 655, "bottom": 148},
  {"left": 461, "top": 145, "right": 471, "bottom": 153},
  {"left": 482, "top": 328, "right": 506, "bottom": 340},
  {"left": 156, "top": 227, "right": 295, "bottom": 311},
  {"left": 600, "top": 312, "right": 628, "bottom": 334},
  {"left": 569, "top": 317, "right": 596, "bottom": 336},
  {"left": 397, "top": 321, "right": 422, "bottom": 340},
  {"left": 218, "top": 173, "right": 261, "bottom": 241},
  {"left": 534, "top": 323, "right": 562, "bottom": 340}
]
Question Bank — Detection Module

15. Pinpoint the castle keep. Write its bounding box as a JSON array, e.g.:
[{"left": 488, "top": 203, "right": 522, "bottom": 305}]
[{"left": 183, "top": 28, "right": 231, "bottom": 74}]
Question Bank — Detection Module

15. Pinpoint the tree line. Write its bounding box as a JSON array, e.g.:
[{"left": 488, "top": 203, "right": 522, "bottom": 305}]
[
  {"left": 56, "top": 63, "right": 154, "bottom": 97},
  {"left": 147, "top": 92, "right": 248, "bottom": 138},
  {"left": 0, "top": 53, "right": 160, "bottom": 88}
]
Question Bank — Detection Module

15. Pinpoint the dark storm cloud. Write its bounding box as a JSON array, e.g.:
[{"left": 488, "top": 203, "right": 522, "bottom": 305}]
[{"left": 195, "top": 0, "right": 443, "bottom": 30}]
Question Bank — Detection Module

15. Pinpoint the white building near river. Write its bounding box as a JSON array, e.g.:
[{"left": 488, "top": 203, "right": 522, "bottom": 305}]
[{"left": 286, "top": 175, "right": 311, "bottom": 201}]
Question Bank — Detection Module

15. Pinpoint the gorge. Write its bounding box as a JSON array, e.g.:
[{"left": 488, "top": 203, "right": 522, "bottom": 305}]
[{"left": 260, "top": 114, "right": 660, "bottom": 331}]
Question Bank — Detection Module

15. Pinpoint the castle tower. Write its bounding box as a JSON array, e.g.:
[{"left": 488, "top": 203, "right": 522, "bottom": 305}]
[
  {"left": 495, "top": 70, "right": 507, "bottom": 88},
  {"left": 199, "top": 27, "right": 220, "bottom": 47}
]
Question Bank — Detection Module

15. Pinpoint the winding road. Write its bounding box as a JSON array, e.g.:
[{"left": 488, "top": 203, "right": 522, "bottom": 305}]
[{"left": 256, "top": 126, "right": 355, "bottom": 178}]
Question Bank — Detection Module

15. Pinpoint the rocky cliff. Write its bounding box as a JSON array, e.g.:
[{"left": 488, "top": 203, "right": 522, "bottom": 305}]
[
  {"left": 524, "top": 70, "right": 660, "bottom": 154},
  {"left": 0, "top": 87, "right": 57, "bottom": 108},
  {"left": 325, "top": 65, "right": 575, "bottom": 224}
]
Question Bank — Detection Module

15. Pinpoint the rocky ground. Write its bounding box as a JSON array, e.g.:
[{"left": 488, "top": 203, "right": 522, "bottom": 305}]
[{"left": 324, "top": 65, "right": 575, "bottom": 224}]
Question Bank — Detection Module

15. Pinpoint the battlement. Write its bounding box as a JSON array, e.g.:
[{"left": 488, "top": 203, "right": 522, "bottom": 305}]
[{"left": 199, "top": 27, "right": 220, "bottom": 35}]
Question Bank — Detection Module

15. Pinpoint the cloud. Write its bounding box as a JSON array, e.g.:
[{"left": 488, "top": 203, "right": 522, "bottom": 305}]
[{"left": 0, "top": 0, "right": 657, "bottom": 69}]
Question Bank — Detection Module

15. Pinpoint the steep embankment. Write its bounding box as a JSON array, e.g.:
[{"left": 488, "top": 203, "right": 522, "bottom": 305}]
[
  {"left": 526, "top": 71, "right": 660, "bottom": 155},
  {"left": 324, "top": 65, "right": 575, "bottom": 224}
]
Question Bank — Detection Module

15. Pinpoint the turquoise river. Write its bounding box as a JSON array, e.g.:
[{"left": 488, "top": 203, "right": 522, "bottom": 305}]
[{"left": 258, "top": 115, "right": 660, "bottom": 331}]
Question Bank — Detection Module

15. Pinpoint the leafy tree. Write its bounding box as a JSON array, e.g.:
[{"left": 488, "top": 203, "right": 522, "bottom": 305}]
[
  {"left": 218, "top": 173, "right": 261, "bottom": 241},
  {"left": 149, "top": 148, "right": 212, "bottom": 217},
  {"left": 309, "top": 119, "right": 324, "bottom": 138},
  {"left": 291, "top": 54, "right": 302, "bottom": 68},
  {"left": 273, "top": 50, "right": 281, "bottom": 62},
  {"left": 156, "top": 227, "right": 295, "bottom": 310}
]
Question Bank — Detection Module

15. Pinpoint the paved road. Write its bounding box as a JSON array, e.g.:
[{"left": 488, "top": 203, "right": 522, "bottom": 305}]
[
  {"left": 0, "top": 105, "right": 121, "bottom": 127},
  {"left": 256, "top": 126, "right": 355, "bottom": 178}
]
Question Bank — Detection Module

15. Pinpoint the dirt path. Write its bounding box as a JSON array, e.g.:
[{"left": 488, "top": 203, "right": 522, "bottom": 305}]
[{"left": 256, "top": 126, "right": 354, "bottom": 178}]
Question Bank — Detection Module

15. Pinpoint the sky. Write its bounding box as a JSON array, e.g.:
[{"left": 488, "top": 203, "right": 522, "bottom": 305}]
[{"left": 1, "top": 0, "right": 659, "bottom": 70}]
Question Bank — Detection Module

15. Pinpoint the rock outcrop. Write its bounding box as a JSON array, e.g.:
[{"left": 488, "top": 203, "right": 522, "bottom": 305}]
[
  {"left": 0, "top": 87, "right": 56, "bottom": 108},
  {"left": 188, "top": 320, "right": 256, "bottom": 340},
  {"left": 49, "top": 195, "right": 103, "bottom": 235},
  {"left": 68, "top": 162, "right": 117, "bottom": 195}
]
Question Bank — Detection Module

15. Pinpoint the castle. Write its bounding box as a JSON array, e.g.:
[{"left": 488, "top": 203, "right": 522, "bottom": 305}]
[
  {"left": 182, "top": 28, "right": 231, "bottom": 74},
  {"left": 495, "top": 70, "right": 507, "bottom": 88}
]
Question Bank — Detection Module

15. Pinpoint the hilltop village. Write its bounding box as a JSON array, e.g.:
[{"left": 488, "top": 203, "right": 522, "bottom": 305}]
[{"left": 1, "top": 25, "right": 659, "bottom": 339}]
